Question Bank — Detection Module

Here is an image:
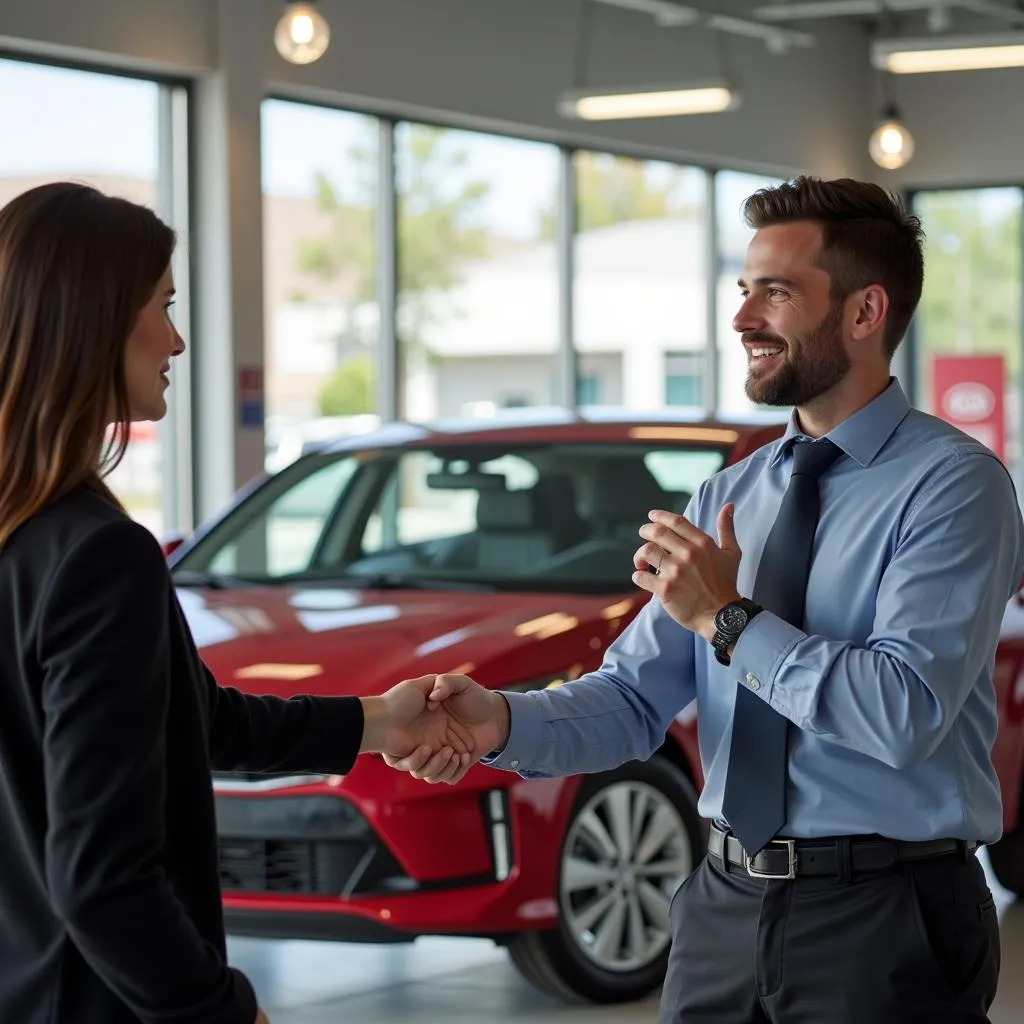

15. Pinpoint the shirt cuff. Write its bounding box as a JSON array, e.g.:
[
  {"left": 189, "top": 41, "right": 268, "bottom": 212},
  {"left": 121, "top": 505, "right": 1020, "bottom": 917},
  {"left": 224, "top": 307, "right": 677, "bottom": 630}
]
[
  {"left": 729, "top": 610, "right": 804, "bottom": 709},
  {"left": 480, "top": 690, "right": 545, "bottom": 772}
]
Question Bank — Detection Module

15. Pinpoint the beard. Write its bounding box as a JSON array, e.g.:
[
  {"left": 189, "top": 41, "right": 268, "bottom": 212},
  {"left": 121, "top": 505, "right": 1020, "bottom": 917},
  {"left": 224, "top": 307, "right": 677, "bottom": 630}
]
[{"left": 744, "top": 301, "right": 851, "bottom": 408}]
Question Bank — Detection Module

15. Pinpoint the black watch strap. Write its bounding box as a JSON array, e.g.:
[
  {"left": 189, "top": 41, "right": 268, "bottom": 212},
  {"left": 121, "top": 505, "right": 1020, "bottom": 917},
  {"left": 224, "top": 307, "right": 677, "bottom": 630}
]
[{"left": 712, "top": 598, "right": 762, "bottom": 666}]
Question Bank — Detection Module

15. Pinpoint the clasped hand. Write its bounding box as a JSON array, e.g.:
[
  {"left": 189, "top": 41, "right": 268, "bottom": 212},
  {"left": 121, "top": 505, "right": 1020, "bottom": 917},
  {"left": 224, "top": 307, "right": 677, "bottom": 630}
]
[
  {"left": 367, "top": 673, "right": 506, "bottom": 785},
  {"left": 632, "top": 506, "right": 742, "bottom": 639}
]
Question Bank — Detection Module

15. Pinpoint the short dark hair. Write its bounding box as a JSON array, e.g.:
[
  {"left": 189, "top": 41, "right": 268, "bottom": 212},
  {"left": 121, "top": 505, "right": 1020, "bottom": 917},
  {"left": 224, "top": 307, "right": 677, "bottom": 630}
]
[{"left": 742, "top": 176, "right": 924, "bottom": 359}]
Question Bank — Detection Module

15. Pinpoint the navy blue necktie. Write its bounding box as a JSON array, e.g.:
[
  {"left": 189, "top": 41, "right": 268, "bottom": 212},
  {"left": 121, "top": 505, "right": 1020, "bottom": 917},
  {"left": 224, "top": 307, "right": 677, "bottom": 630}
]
[{"left": 721, "top": 438, "right": 843, "bottom": 855}]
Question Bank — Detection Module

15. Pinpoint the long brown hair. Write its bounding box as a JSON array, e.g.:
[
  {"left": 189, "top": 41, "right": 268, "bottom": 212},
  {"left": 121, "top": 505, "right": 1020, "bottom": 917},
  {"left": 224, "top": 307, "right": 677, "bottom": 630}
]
[
  {"left": 0, "top": 182, "right": 176, "bottom": 549},
  {"left": 743, "top": 176, "right": 924, "bottom": 358}
]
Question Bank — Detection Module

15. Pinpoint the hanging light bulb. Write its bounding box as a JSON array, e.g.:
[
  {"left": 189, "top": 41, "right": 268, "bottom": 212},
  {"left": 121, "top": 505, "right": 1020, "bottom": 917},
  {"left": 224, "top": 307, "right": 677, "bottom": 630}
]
[
  {"left": 274, "top": 1, "right": 331, "bottom": 65},
  {"left": 868, "top": 103, "right": 914, "bottom": 170}
]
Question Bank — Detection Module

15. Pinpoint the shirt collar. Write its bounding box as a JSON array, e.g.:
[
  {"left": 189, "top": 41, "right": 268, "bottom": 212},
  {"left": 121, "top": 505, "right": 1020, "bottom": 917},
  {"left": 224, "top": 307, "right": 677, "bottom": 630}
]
[{"left": 768, "top": 377, "right": 911, "bottom": 469}]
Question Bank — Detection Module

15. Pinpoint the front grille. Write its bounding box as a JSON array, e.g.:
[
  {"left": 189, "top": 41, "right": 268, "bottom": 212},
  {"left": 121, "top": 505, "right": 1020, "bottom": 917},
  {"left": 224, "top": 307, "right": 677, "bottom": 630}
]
[
  {"left": 219, "top": 839, "right": 320, "bottom": 893},
  {"left": 214, "top": 791, "right": 503, "bottom": 899},
  {"left": 215, "top": 795, "right": 412, "bottom": 897}
]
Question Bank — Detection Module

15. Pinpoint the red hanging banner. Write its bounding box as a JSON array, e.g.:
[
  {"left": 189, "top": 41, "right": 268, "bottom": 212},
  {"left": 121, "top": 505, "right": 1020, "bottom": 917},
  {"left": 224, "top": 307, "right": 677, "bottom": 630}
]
[{"left": 931, "top": 354, "right": 1005, "bottom": 462}]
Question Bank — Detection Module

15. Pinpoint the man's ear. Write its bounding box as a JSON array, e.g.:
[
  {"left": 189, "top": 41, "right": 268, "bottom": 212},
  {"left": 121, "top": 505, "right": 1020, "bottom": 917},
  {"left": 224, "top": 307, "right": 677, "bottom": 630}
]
[{"left": 848, "top": 284, "right": 888, "bottom": 341}]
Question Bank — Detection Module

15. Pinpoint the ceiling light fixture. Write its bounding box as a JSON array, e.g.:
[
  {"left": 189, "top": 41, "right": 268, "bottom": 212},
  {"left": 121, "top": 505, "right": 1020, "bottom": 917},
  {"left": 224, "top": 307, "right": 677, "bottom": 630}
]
[
  {"left": 274, "top": 0, "right": 331, "bottom": 65},
  {"left": 868, "top": 103, "right": 914, "bottom": 170},
  {"left": 872, "top": 33, "right": 1024, "bottom": 74},
  {"left": 558, "top": 81, "right": 739, "bottom": 120}
]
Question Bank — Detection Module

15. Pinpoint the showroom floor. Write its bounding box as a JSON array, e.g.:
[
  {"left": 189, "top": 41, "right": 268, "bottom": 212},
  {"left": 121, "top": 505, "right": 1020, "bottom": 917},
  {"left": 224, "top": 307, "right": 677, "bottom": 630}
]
[{"left": 228, "top": 852, "right": 1024, "bottom": 1023}]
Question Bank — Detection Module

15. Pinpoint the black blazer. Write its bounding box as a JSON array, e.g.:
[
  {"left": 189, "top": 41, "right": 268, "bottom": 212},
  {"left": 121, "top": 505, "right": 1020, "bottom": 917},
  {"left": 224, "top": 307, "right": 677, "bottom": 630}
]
[{"left": 0, "top": 486, "right": 364, "bottom": 1024}]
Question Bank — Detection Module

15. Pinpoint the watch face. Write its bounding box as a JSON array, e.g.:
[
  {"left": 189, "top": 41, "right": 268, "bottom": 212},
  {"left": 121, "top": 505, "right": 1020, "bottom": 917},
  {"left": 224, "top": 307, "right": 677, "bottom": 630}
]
[{"left": 716, "top": 604, "right": 749, "bottom": 633}]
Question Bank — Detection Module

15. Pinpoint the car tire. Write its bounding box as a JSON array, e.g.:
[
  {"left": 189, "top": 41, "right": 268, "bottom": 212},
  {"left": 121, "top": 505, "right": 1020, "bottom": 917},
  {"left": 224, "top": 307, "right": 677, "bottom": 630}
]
[
  {"left": 507, "top": 756, "right": 704, "bottom": 1003},
  {"left": 988, "top": 824, "right": 1024, "bottom": 897}
]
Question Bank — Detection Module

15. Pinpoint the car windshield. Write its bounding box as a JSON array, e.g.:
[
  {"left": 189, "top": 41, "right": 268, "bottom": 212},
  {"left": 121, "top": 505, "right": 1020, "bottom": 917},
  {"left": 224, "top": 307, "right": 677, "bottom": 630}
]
[{"left": 172, "top": 440, "right": 727, "bottom": 593}]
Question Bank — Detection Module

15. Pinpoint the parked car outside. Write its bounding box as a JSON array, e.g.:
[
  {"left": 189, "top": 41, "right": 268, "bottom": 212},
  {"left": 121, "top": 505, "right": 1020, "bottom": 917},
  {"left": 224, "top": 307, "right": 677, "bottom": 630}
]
[{"left": 167, "top": 409, "right": 1024, "bottom": 1004}]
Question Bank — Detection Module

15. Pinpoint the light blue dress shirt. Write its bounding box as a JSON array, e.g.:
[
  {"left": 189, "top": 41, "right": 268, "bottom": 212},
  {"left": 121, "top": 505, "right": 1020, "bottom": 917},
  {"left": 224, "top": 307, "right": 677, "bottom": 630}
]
[{"left": 487, "top": 380, "right": 1024, "bottom": 843}]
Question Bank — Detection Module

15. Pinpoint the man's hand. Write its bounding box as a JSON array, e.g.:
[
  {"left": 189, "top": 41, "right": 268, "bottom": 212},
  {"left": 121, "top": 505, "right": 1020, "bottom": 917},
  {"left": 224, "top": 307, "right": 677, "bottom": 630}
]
[
  {"left": 633, "top": 505, "right": 742, "bottom": 639},
  {"left": 382, "top": 674, "right": 509, "bottom": 785},
  {"left": 360, "top": 675, "right": 476, "bottom": 783}
]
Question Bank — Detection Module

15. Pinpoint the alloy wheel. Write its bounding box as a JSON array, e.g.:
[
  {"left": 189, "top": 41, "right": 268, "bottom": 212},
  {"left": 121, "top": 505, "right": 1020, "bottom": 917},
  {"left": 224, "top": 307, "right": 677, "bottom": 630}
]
[{"left": 558, "top": 779, "right": 693, "bottom": 973}]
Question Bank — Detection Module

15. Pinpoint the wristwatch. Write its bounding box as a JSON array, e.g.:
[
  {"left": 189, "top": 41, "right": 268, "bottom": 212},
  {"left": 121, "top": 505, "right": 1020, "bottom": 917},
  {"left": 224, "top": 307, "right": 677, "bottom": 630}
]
[{"left": 711, "top": 598, "right": 763, "bottom": 666}]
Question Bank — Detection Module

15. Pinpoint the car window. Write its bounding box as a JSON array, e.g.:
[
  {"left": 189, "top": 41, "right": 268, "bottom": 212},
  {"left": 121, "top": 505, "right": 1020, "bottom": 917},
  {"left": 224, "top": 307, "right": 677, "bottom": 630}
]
[
  {"left": 645, "top": 450, "right": 725, "bottom": 499},
  {"left": 206, "top": 457, "right": 358, "bottom": 577},
  {"left": 173, "top": 441, "right": 731, "bottom": 592},
  {"left": 362, "top": 452, "right": 539, "bottom": 553}
]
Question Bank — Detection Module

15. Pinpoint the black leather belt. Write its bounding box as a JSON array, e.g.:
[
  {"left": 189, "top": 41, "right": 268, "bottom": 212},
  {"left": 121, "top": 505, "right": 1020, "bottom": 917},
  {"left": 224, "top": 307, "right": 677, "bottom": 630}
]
[{"left": 708, "top": 823, "right": 979, "bottom": 880}]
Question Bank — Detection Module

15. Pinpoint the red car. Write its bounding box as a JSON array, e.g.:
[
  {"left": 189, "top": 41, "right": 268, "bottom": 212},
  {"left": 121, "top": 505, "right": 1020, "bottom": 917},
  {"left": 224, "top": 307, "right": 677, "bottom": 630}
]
[{"left": 168, "top": 411, "right": 1024, "bottom": 1004}]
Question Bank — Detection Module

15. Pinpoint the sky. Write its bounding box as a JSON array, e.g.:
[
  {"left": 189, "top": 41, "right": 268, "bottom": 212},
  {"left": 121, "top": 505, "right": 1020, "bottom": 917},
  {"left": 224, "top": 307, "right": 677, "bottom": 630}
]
[{"left": 0, "top": 59, "right": 159, "bottom": 177}]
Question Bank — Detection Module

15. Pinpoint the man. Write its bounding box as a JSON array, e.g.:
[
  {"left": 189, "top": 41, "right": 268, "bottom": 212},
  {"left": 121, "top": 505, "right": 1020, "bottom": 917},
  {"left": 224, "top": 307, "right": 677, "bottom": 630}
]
[{"left": 389, "top": 176, "right": 1024, "bottom": 1023}]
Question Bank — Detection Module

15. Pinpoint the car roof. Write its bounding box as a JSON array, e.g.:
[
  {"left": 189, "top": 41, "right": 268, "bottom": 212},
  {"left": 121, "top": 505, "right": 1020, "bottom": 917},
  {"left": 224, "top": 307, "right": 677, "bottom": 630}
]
[{"left": 315, "top": 406, "right": 789, "bottom": 455}]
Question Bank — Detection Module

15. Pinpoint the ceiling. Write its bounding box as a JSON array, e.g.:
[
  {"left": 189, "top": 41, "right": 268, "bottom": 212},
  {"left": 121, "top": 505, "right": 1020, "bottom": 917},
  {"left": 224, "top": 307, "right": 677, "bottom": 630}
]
[{"left": 589, "top": 1, "right": 1024, "bottom": 53}]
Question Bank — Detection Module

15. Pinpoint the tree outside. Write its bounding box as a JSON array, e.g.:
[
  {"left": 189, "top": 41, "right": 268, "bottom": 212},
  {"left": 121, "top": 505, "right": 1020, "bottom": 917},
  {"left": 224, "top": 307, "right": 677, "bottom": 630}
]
[
  {"left": 393, "top": 124, "right": 492, "bottom": 358},
  {"left": 538, "top": 151, "right": 703, "bottom": 238},
  {"left": 295, "top": 123, "right": 495, "bottom": 416},
  {"left": 318, "top": 353, "right": 375, "bottom": 416},
  {"left": 913, "top": 188, "right": 1023, "bottom": 479},
  {"left": 914, "top": 189, "right": 1021, "bottom": 381},
  {"left": 294, "top": 136, "right": 711, "bottom": 419}
]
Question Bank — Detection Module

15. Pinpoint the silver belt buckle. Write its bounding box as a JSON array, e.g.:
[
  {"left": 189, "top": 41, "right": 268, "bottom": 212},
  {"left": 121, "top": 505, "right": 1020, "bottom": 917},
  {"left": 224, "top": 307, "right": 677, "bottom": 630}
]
[{"left": 745, "top": 838, "right": 797, "bottom": 879}]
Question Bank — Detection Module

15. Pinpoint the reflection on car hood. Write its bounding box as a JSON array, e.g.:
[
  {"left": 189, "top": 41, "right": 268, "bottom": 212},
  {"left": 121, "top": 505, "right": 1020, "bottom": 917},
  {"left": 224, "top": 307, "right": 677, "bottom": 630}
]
[{"left": 176, "top": 583, "right": 643, "bottom": 698}]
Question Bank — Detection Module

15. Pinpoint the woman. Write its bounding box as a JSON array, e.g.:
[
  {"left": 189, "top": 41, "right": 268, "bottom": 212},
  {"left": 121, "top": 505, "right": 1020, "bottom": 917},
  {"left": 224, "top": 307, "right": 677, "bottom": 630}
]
[{"left": 0, "top": 183, "right": 469, "bottom": 1024}]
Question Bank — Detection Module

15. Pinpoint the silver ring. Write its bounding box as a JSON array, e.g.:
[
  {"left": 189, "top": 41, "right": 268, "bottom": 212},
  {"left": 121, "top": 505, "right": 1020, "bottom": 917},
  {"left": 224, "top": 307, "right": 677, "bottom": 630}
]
[{"left": 656, "top": 551, "right": 665, "bottom": 575}]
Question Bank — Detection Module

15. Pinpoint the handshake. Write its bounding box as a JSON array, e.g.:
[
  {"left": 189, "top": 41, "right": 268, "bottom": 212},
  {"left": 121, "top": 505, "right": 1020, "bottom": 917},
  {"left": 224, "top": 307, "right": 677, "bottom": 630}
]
[{"left": 360, "top": 673, "right": 512, "bottom": 785}]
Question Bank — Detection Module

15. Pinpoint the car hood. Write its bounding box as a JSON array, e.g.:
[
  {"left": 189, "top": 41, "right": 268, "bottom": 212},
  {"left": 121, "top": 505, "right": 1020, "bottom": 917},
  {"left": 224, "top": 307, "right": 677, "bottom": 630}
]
[{"left": 176, "top": 583, "right": 642, "bottom": 698}]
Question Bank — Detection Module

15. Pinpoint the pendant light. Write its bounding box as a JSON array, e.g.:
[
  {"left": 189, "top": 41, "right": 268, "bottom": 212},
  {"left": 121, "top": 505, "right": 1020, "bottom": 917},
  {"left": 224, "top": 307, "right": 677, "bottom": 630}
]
[
  {"left": 274, "top": 1, "right": 331, "bottom": 65},
  {"left": 868, "top": 102, "right": 914, "bottom": 170}
]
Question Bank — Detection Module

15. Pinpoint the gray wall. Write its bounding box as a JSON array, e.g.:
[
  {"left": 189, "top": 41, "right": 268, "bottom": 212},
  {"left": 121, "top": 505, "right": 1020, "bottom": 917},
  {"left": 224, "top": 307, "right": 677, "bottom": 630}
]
[
  {"left": 889, "top": 67, "right": 1024, "bottom": 189},
  {"left": 0, "top": 0, "right": 214, "bottom": 71}
]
